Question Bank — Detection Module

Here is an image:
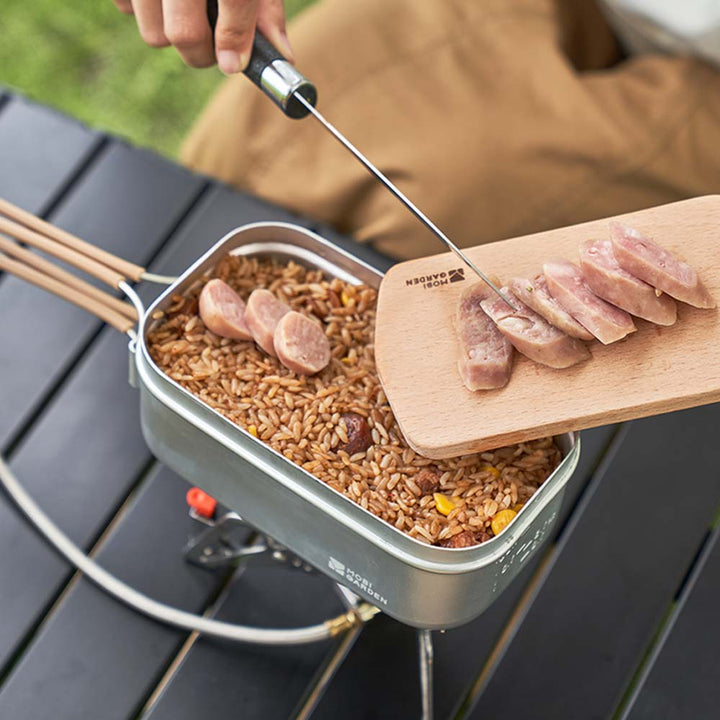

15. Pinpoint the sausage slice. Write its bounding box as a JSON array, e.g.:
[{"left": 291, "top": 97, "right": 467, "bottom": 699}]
[
  {"left": 543, "top": 260, "right": 636, "bottom": 344},
  {"left": 456, "top": 282, "right": 514, "bottom": 391},
  {"left": 480, "top": 288, "right": 590, "bottom": 369},
  {"left": 510, "top": 275, "right": 594, "bottom": 340},
  {"left": 245, "top": 289, "right": 291, "bottom": 356},
  {"left": 580, "top": 238, "right": 677, "bottom": 325},
  {"left": 198, "top": 279, "right": 252, "bottom": 341},
  {"left": 274, "top": 311, "right": 331, "bottom": 375},
  {"left": 610, "top": 222, "right": 716, "bottom": 309}
]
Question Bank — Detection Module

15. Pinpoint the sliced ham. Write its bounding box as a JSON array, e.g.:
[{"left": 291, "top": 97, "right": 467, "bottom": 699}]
[
  {"left": 510, "top": 275, "right": 594, "bottom": 341},
  {"left": 198, "top": 279, "right": 252, "bottom": 341},
  {"left": 610, "top": 222, "right": 715, "bottom": 309},
  {"left": 580, "top": 238, "right": 677, "bottom": 326},
  {"left": 455, "top": 283, "right": 513, "bottom": 391},
  {"left": 480, "top": 288, "right": 590, "bottom": 369},
  {"left": 543, "top": 259, "right": 636, "bottom": 344},
  {"left": 244, "top": 288, "right": 291, "bottom": 356},
  {"left": 273, "top": 311, "right": 331, "bottom": 375}
]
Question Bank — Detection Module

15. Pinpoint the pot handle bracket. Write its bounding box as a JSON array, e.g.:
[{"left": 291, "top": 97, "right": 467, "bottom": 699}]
[{"left": 121, "top": 280, "right": 151, "bottom": 389}]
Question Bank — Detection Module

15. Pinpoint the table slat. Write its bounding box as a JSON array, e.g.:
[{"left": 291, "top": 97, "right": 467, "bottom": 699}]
[
  {"left": 465, "top": 404, "right": 720, "bottom": 720},
  {"left": 0, "top": 465, "right": 225, "bottom": 720},
  {"left": 144, "top": 569, "right": 344, "bottom": 720},
  {"left": 0, "top": 94, "right": 101, "bottom": 214},
  {"left": 143, "top": 183, "right": 396, "bottom": 277},
  {"left": 619, "top": 524, "right": 720, "bottom": 720},
  {"left": 0, "top": 328, "right": 154, "bottom": 671},
  {"left": 149, "top": 181, "right": 312, "bottom": 267}
]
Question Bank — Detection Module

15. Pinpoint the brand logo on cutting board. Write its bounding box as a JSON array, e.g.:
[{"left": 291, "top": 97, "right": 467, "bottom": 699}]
[
  {"left": 405, "top": 267, "right": 465, "bottom": 290},
  {"left": 328, "top": 556, "right": 388, "bottom": 605}
]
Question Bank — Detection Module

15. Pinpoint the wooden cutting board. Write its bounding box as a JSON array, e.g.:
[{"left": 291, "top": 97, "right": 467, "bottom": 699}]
[{"left": 374, "top": 196, "right": 720, "bottom": 458}]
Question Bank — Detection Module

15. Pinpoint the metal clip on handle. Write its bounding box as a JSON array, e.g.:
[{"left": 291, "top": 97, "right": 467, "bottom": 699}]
[{"left": 206, "top": 0, "right": 317, "bottom": 118}]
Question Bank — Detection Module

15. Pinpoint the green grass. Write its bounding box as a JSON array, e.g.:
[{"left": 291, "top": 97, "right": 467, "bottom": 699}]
[{"left": 0, "top": 0, "right": 313, "bottom": 158}]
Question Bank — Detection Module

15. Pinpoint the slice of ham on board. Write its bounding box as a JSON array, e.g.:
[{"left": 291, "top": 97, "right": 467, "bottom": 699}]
[
  {"left": 509, "top": 274, "right": 594, "bottom": 341},
  {"left": 543, "top": 259, "right": 636, "bottom": 344},
  {"left": 610, "top": 222, "right": 716, "bottom": 309},
  {"left": 198, "top": 279, "right": 253, "bottom": 341},
  {"left": 580, "top": 238, "right": 677, "bottom": 325},
  {"left": 244, "top": 288, "right": 291, "bottom": 356},
  {"left": 455, "top": 283, "right": 514, "bottom": 391},
  {"left": 480, "top": 288, "right": 590, "bottom": 369}
]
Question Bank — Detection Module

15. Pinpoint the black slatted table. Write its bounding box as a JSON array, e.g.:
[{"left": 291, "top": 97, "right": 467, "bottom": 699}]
[{"left": 0, "top": 93, "right": 718, "bottom": 720}]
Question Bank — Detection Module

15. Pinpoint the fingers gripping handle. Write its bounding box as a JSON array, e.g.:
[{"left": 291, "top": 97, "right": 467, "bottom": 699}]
[{"left": 206, "top": 0, "right": 317, "bottom": 118}]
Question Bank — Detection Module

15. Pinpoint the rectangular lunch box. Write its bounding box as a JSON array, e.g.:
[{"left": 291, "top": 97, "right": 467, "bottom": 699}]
[{"left": 133, "top": 222, "right": 580, "bottom": 629}]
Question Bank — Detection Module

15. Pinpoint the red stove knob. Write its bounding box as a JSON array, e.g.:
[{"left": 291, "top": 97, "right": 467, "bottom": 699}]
[{"left": 186, "top": 487, "right": 217, "bottom": 519}]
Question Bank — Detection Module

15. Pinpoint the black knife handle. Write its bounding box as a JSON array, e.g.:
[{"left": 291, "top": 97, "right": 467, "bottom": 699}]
[{"left": 206, "top": 0, "right": 317, "bottom": 118}]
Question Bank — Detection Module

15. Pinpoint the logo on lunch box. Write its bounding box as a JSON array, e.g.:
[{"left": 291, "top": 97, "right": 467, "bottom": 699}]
[
  {"left": 406, "top": 267, "right": 465, "bottom": 290},
  {"left": 328, "top": 556, "right": 388, "bottom": 605}
]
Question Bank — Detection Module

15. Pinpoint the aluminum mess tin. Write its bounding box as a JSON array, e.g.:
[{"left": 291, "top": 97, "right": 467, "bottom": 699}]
[{"left": 134, "top": 222, "right": 580, "bottom": 629}]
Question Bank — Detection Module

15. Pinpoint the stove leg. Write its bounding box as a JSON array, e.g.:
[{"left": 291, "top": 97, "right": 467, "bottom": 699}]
[{"left": 418, "top": 629, "right": 434, "bottom": 720}]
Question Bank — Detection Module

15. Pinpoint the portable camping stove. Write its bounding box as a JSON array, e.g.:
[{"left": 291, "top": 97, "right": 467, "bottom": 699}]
[{"left": 184, "top": 487, "right": 435, "bottom": 720}]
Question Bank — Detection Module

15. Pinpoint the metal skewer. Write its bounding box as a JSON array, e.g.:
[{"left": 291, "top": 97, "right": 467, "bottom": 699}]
[
  {"left": 294, "top": 93, "right": 516, "bottom": 309},
  {"left": 226, "top": 25, "right": 515, "bottom": 308}
]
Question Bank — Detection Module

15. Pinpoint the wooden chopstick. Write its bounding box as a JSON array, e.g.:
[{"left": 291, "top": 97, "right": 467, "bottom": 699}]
[
  {"left": 0, "top": 251, "right": 136, "bottom": 334},
  {"left": 0, "top": 236, "right": 137, "bottom": 322},
  {"left": 0, "top": 215, "right": 127, "bottom": 289},
  {"left": 0, "top": 197, "right": 145, "bottom": 282}
]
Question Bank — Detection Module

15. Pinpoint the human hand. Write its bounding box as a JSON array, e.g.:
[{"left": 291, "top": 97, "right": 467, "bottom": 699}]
[{"left": 111, "top": 0, "right": 294, "bottom": 74}]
